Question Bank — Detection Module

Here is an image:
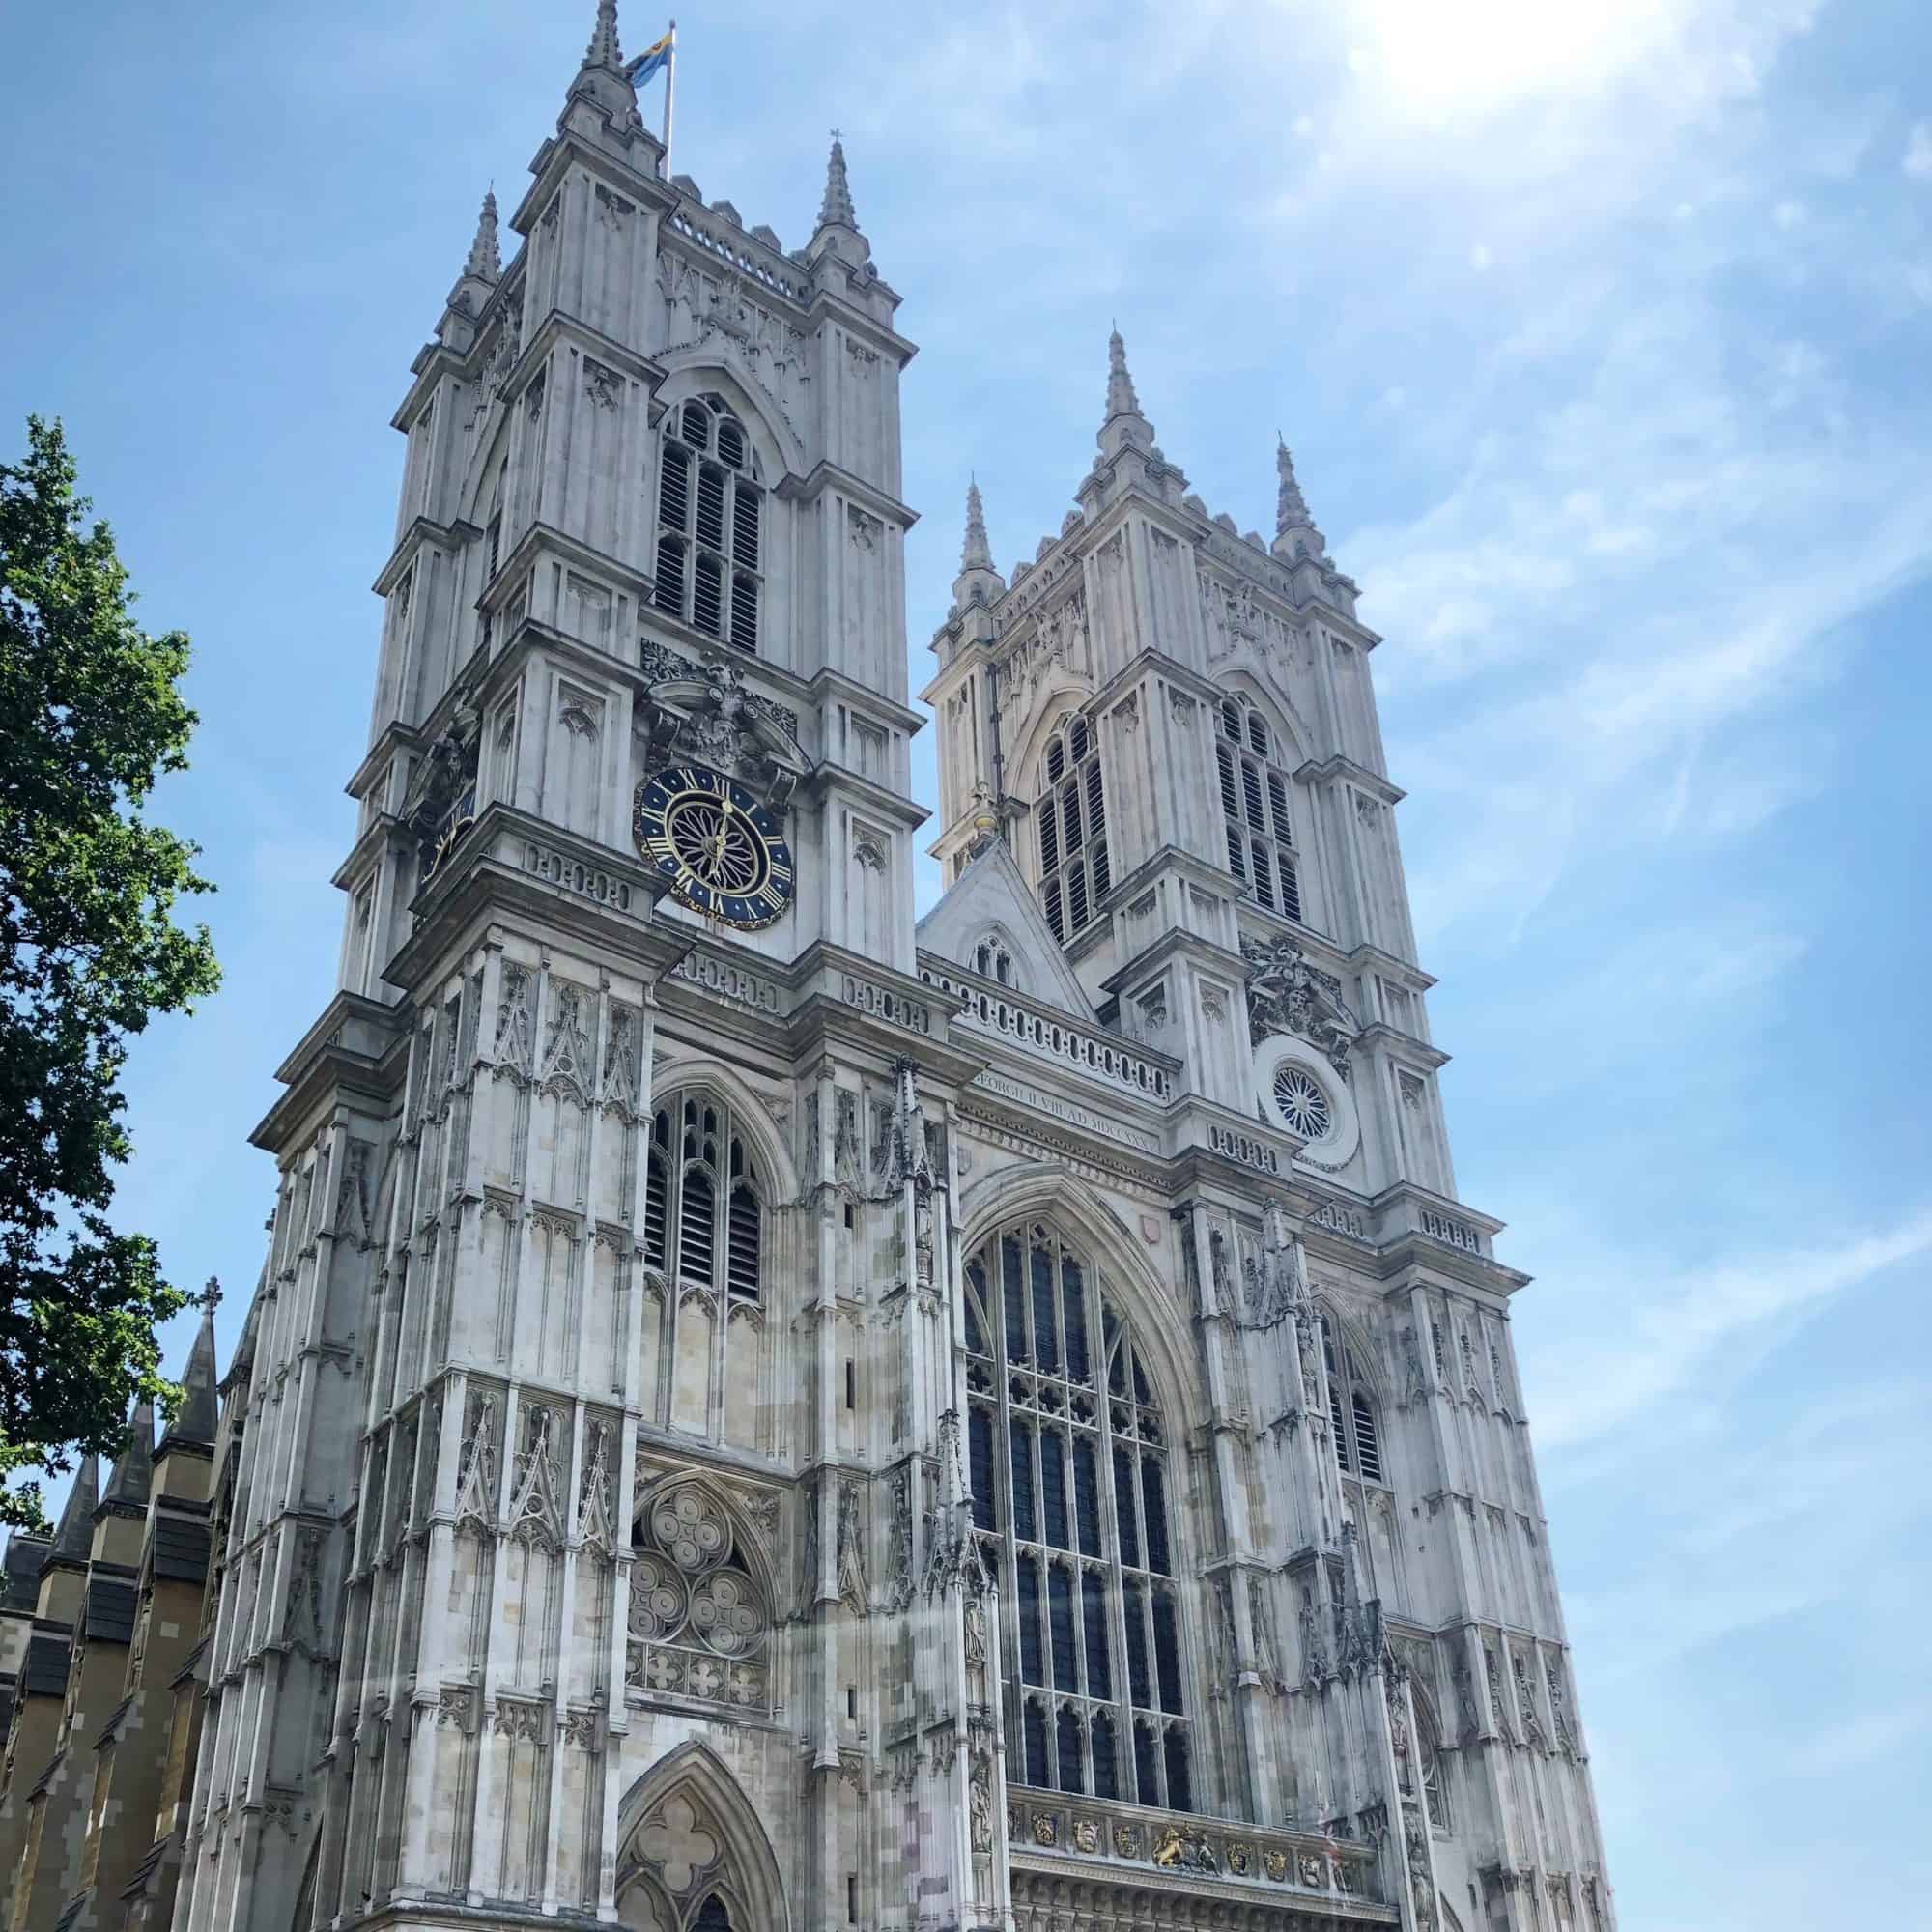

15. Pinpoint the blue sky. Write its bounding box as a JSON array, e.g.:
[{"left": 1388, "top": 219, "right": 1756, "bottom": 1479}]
[{"left": 4, "top": 2, "right": 1930, "bottom": 1924}]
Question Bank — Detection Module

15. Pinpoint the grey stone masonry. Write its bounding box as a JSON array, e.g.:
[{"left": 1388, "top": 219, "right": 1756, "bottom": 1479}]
[{"left": 157, "top": 7, "right": 1618, "bottom": 1932}]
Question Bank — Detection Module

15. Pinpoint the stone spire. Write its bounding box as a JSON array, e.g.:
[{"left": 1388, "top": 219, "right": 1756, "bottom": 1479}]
[
  {"left": 952, "top": 477, "right": 1006, "bottom": 607},
  {"left": 817, "top": 132, "right": 858, "bottom": 231},
  {"left": 806, "top": 130, "right": 871, "bottom": 274},
  {"left": 102, "top": 1397, "right": 156, "bottom": 1510},
  {"left": 560, "top": 0, "right": 653, "bottom": 158},
  {"left": 464, "top": 189, "right": 501, "bottom": 284},
  {"left": 440, "top": 186, "right": 503, "bottom": 348},
  {"left": 585, "top": 0, "right": 625, "bottom": 69},
  {"left": 1276, "top": 437, "right": 1312, "bottom": 532},
  {"left": 1097, "top": 327, "right": 1154, "bottom": 459},
  {"left": 48, "top": 1457, "right": 98, "bottom": 1566},
  {"left": 1271, "top": 435, "right": 1327, "bottom": 559},
  {"left": 160, "top": 1283, "right": 221, "bottom": 1454},
  {"left": 961, "top": 480, "right": 993, "bottom": 574}
]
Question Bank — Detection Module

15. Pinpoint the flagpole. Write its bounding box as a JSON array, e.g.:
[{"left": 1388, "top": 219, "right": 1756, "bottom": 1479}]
[{"left": 662, "top": 21, "right": 677, "bottom": 179}]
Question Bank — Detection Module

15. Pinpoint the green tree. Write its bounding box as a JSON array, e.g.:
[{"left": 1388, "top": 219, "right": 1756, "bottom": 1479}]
[{"left": 0, "top": 416, "right": 220, "bottom": 1531}]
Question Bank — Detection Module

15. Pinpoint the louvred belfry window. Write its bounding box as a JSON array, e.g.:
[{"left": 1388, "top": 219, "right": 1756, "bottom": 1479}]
[
  {"left": 644, "top": 1094, "right": 763, "bottom": 1304},
  {"left": 1321, "top": 1314, "right": 1384, "bottom": 1485},
  {"left": 964, "top": 1221, "right": 1193, "bottom": 1810},
  {"left": 1034, "top": 717, "right": 1110, "bottom": 945},
  {"left": 652, "top": 394, "right": 763, "bottom": 653},
  {"left": 1218, "top": 697, "right": 1301, "bottom": 922},
  {"left": 638, "top": 1090, "right": 772, "bottom": 1453}
]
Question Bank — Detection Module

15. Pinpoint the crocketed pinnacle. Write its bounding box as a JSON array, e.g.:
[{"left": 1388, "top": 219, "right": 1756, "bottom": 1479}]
[
  {"left": 465, "top": 189, "right": 501, "bottom": 283},
  {"left": 961, "top": 479, "right": 994, "bottom": 574},
  {"left": 1276, "top": 436, "right": 1314, "bottom": 533},
  {"left": 1105, "top": 327, "right": 1142, "bottom": 423},
  {"left": 817, "top": 134, "right": 858, "bottom": 230},
  {"left": 49, "top": 1457, "right": 99, "bottom": 1563},
  {"left": 1096, "top": 327, "right": 1155, "bottom": 459},
  {"left": 585, "top": 0, "right": 625, "bottom": 70}
]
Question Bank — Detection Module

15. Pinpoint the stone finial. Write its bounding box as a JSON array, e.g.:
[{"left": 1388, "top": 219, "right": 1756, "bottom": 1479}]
[
  {"left": 464, "top": 190, "right": 501, "bottom": 284},
  {"left": 961, "top": 480, "right": 994, "bottom": 574},
  {"left": 585, "top": 0, "right": 625, "bottom": 70},
  {"left": 817, "top": 131, "right": 858, "bottom": 231},
  {"left": 1098, "top": 327, "right": 1155, "bottom": 458},
  {"left": 1276, "top": 436, "right": 1314, "bottom": 534},
  {"left": 49, "top": 1457, "right": 99, "bottom": 1563}
]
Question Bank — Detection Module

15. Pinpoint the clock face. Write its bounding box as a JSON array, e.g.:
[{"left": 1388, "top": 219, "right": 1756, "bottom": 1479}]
[{"left": 633, "top": 764, "right": 795, "bottom": 929}]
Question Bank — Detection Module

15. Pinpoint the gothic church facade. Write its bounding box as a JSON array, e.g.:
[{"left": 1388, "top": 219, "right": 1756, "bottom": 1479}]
[{"left": 0, "top": 8, "right": 1616, "bottom": 1931}]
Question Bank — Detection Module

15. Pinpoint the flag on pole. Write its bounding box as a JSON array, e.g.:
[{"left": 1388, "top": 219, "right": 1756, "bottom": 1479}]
[{"left": 626, "top": 28, "right": 673, "bottom": 88}]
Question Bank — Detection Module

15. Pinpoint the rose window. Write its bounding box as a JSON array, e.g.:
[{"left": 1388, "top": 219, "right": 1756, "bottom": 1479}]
[
  {"left": 629, "top": 1553, "right": 687, "bottom": 1640},
  {"left": 1273, "top": 1065, "right": 1332, "bottom": 1140},
  {"left": 652, "top": 1488, "right": 729, "bottom": 1571},
  {"left": 628, "top": 1482, "right": 770, "bottom": 1714},
  {"left": 689, "top": 1572, "right": 763, "bottom": 1656}
]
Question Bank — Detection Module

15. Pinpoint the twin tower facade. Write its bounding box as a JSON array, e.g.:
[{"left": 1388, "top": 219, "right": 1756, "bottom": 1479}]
[{"left": 0, "top": 9, "right": 1617, "bottom": 1932}]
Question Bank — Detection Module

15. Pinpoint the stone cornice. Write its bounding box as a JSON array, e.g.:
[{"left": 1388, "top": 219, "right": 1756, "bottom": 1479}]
[
  {"left": 1295, "top": 754, "right": 1404, "bottom": 806},
  {"left": 252, "top": 992, "right": 410, "bottom": 1154},
  {"left": 1355, "top": 1024, "right": 1451, "bottom": 1073},
  {"left": 487, "top": 518, "right": 654, "bottom": 613},
  {"left": 372, "top": 515, "right": 476, "bottom": 598},
  {"left": 512, "top": 127, "right": 677, "bottom": 242},
  {"left": 774, "top": 458, "right": 918, "bottom": 530},
  {"left": 805, "top": 665, "right": 925, "bottom": 737},
  {"left": 1344, "top": 942, "right": 1436, "bottom": 994}
]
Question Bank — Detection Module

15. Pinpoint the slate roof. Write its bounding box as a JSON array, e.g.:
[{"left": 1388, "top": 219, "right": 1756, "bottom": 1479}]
[
  {"left": 22, "top": 1630, "right": 72, "bottom": 1697},
  {"left": 83, "top": 1575, "right": 138, "bottom": 1647},
  {"left": 153, "top": 1516, "right": 212, "bottom": 1586},
  {"left": 2, "top": 1532, "right": 49, "bottom": 1611}
]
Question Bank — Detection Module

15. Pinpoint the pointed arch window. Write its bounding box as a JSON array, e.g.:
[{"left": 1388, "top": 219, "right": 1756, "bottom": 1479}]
[
  {"left": 653, "top": 395, "right": 763, "bottom": 653},
  {"left": 645, "top": 1094, "right": 764, "bottom": 1305},
  {"left": 972, "top": 933, "right": 1018, "bottom": 987},
  {"left": 964, "top": 1220, "right": 1192, "bottom": 1809},
  {"left": 1321, "top": 1314, "right": 1384, "bottom": 1484},
  {"left": 639, "top": 1091, "right": 771, "bottom": 1452},
  {"left": 625, "top": 1480, "right": 772, "bottom": 1714},
  {"left": 1035, "top": 716, "right": 1109, "bottom": 945},
  {"left": 1217, "top": 697, "right": 1301, "bottom": 922},
  {"left": 1416, "top": 1694, "right": 1451, "bottom": 1832}
]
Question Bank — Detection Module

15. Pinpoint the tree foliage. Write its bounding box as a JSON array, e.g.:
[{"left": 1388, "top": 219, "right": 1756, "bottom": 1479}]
[{"left": 0, "top": 416, "right": 220, "bottom": 1531}]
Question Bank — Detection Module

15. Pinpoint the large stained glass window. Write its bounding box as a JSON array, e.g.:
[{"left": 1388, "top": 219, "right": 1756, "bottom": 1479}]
[{"left": 963, "top": 1221, "right": 1192, "bottom": 1809}]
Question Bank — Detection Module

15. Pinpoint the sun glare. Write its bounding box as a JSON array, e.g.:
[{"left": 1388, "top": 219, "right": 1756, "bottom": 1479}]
[{"left": 1350, "top": 0, "right": 1679, "bottom": 118}]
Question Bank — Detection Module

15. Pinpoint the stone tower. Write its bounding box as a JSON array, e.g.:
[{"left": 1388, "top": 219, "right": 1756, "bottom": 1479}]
[
  {"left": 919, "top": 344, "right": 1618, "bottom": 1932},
  {"left": 112, "top": 8, "right": 1611, "bottom": 1932}
]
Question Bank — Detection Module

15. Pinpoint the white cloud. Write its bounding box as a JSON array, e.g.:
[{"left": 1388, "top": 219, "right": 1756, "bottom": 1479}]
[
  {"left": 1522, "top": 1214, "right": 1932, "bottom": 1452},
  {"left": 1905, "top": 119, "right": 1932, "bottom": 179}
]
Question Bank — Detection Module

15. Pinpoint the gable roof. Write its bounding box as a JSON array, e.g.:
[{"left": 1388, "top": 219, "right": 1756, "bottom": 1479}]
[{"left": 916, "top": 838, "right": 1095, "bottom": 1022}]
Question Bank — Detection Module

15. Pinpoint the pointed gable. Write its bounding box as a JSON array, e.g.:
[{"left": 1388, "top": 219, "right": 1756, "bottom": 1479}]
[{"left": 917, "top": 839, "right": 1096, "bottom": 1022}]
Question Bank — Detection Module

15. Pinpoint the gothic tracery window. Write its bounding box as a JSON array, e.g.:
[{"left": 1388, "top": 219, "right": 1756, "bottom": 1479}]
[
  {"left": 1321, "top": 1314, "right": 1384, "bottom": 1484},
  {"left": 1035, "top": 717, "right": 1109, "bottom": 944},
  {"left": 964, "top": 1221, "right": 1192, "bottom": 1810},
  {"left": 972, "top": 933, "right": 1017, "bottom": 987},
  {"left": 1217, "top": 697, "right": 1301, "bottom": 922},
  {"left": 640, "top": 1092, "right": 768, "bottom": 1447},
  {"left": 653, "top": 395, "right": 762, "bottom": 653},
  {"left": 626, "top": 1481, "right": 771, "bottom": 1714}
]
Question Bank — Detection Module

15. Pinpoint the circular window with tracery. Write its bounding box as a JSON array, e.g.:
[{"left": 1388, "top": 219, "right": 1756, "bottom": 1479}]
[{"left": 1272, "top": 1065, "right": 1332, "bottom": 1140}]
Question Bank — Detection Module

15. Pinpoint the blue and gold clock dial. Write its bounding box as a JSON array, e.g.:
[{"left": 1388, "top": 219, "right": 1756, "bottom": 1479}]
[{"left": 633, "top": 764, "right": 794, "bottom": 929}]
